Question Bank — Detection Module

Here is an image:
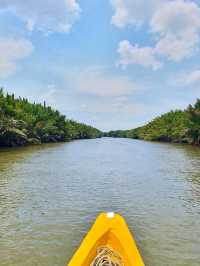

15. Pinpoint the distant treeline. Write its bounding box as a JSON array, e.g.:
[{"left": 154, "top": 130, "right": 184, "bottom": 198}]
[
  {"left": 105, "top": 99, "right": 200, "bottom": 146},
  {"left": 0, "top": 89, "right": 102, "bottom": 147}
]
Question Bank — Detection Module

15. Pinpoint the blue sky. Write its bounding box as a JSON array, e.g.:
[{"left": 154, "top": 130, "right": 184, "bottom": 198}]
[{"left": 0, "top": 0, "right": 200, "bottom": 131}]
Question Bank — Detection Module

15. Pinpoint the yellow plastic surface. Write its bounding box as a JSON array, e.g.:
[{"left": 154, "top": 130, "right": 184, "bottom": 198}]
[{"left": 67, "top": 213, "right": 145, "bottom": 266}]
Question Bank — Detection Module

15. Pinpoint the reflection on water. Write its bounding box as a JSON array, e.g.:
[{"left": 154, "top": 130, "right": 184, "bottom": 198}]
[{"left": 0, "top": 138, "right": 200, "bottom": 266}]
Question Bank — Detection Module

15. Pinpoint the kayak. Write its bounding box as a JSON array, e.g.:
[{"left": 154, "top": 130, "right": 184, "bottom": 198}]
[{"left": 68, "top": 212, "right": 145, "bottom": 266}]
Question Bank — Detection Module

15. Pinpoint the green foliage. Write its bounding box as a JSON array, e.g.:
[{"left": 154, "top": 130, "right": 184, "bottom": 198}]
[
  {"left": 0, "top": 89, "right": 102, "bottom": 147},
  {"left": 105, "top": 100, "right": 200, "bottom": 146},
  {"left": 187, "top": 99, "right": 200, "bottom": 145}
]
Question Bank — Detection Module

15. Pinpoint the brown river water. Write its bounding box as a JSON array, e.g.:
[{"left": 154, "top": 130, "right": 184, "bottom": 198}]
[{"left": 0, "top": 138, "right": 200, "bottom": 266}]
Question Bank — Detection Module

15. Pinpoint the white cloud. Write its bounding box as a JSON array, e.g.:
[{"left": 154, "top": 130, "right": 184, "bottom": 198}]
[
  {"left": 70, "top": 65, "right": 144, "bottom": 115},
  {"left": 150, "top": 0, "right": 200, "bottom": 36},
  {"left": 151, "top": 0, "right": 200, "bottom": 61},
  {"left": 80, "top": 96, "right": 142, "bottom": 114},
  {"left": 155, "top": 33, "right": 199, "bottom": 62},
  {"left": 0, "top": 38, "right": 33, "bottom": 78},
  {"left": 37, "top": 76, "right": 142, "bottom": 117},
  {"left": 113, "top": 0, "right": 200, "bottom": 68},
  {"left": 117, "top": 40, "right": 162, "bottom": 70},
  {"left": 110, "top": 0, "right": 162, "bottom": 28},
  {"left": 183, "top": 70, "right": 200, "bottom": 85},
  {"left": 77, "top": 66, "right": 140, "bottom": 96},
  {"left": 0, "top": 0, "right": 81, "bottom": 33}
]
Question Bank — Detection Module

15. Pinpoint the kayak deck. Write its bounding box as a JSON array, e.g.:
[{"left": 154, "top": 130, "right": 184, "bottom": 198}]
[{"left": 68, "top": 212, "right": 145, "bottom": 266}]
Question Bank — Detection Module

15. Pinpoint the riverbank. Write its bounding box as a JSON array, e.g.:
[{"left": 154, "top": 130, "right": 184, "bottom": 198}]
[
  {"left": 105, "top": 99, "right": 200, "bottom": 146},
  {"left": 0, "top": 89, "right": 102, "bottom": 147}
]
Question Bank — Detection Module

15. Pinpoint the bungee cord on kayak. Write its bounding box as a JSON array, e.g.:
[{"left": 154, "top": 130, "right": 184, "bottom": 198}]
[
  {"left": 90, "top": 246, "right": 123, "bottom": 266},
  {"left": 68, "top": 213, "right": 145, "bottom": 266}
]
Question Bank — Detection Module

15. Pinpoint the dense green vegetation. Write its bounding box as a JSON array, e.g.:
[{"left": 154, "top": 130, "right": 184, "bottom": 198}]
[
  {"left": 1, "top": 89, "right": 199, "bottom": 147},
  {"left": 105, "top": 99, "right": 200, "bottom": 146},
  {"left": 0, "top": 89, "right": 102, "bottom": 147}
]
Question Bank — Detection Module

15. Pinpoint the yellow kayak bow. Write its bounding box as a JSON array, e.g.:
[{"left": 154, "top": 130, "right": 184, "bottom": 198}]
[{"left": 68, "top": 212, "right": 145, "bottom": 266}]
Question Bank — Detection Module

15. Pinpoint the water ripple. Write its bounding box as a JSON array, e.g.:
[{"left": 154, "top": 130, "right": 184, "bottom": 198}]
[{"left": 0, "top": 139, "right": 200, "bottom": 266}]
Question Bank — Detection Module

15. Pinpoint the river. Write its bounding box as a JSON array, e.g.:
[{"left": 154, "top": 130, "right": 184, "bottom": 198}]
[{"left": 0, "top": 138, "right": 200, "bottom": 266}]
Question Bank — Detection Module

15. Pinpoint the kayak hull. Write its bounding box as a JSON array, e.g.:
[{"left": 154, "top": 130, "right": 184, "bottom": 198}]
[{"left": 68, "top": 213, "right": 145, "bottom": 266}]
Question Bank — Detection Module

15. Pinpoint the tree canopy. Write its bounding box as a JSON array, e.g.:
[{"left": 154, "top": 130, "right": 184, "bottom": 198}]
[
  {"left": 0, "top": 89, "right": 102, "bottom": 147},
  {"left": 105, "top": 99, "right": 200, "bottom": 146}
]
